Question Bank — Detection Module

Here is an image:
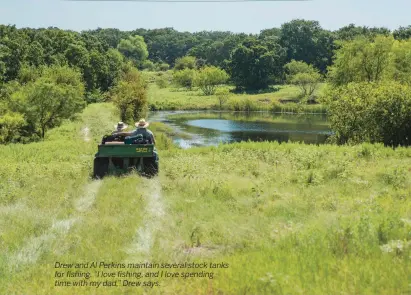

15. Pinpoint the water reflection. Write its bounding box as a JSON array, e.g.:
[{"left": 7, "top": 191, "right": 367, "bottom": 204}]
[{"left": 148, "top": 111, "right": 332, "bottom": 148}]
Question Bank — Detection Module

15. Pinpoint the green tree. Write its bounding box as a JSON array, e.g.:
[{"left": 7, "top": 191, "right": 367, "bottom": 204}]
[
  {"left": 64, "top": 43, "right": 89, "bottom": 69},
  {"left": 131, "top": 28, "right": 197, "bottom": 65},
  {"left": 284, "top": 60, "right": 314, "bottom": 76},
  {"left": 142, "top": 60, "right": 155, "bottom": 71},
  {"left": 26, "top": 41, "right": 45, "bottom": 67},
  {"left": 284, "top": 60, "right": 322, "bottom": 101},
  {"left": 279, "top": 19, "right": 335, "bottom": 72},
  {"left": 110, "top": 65, "right": 148, "bottom": 122},
  {"left": 172, "top": 69, "right": 196, "bottom": 90},
  {"left": 17, "top": 64, "right": 41, "bottom": 84},
  {"left": 42, "top": 64, "right": 85, "bottom": 92},
  {"left": 324, "top": 81, "right": 411, "bottom": 146},
  {"left": 391, "top": 40, "right": 411, "bottom": 85},
  {"left": 8, "top": 65, "right": 85, "bottom": 138},
  {"left": 393, "top": 26, "right": 411, "bottom": 40},
  {"left": 174, "top": 56, "right": 197, "bottom": 70},
  {"left": 156, "top": 62, "right": 170, "bottom": 71},
  {"left": 155, "top": 72, "right": 171, "bottom": 89},
  {"left": 0, "top": 111, "right": 26, "bottom": 144},
  {"left": 117, "top": 35, "right": 149, "bottom": 66},
  {"left": 327, "top": 36, "right": 394, "bottom": 86},
  {"left": 0, "top": 41, "right": 25, "bottom": 82},
  {"left": 187, "top": 34, "right": 248, "bottom": 69},
  {"left": 194, "top": 66, "right": 229, "bottom": 95},
  {"left": 336, "top": 24, "right": 391, "bottom": 41},
  {"left": 0, "top": 51, "right": 7, "bottom": 83},
  {"left": 106, "top": 48, "right": 125, "bottom": 88},
  {"left": 228, "top": 38, "right": 285, "bottom": 90},
  {"left": 88, "top": 49, "right": 109, "bottom": 92},
  {"left": 85, "top": 28, "right": 127, "bottom": 48},
  {"left": 259, "top": 28, "right": 281, "bottom": 40}
]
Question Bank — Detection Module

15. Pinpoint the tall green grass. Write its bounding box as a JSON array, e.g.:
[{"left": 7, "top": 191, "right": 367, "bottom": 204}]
[
  {"left": 148, "top": 84, "right": 327, "bottom": 114},
  {"left": 155, "top": 142, "right": 411, "bottom": 294},
  {"left": 1, "top": 103, "right": 410, "bottom": 295},
  {"left": 0, "top": 103, "right": 168, "bottom": 294}
]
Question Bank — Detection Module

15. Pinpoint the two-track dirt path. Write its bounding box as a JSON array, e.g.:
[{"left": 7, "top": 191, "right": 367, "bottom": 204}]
[{"left": 125, "top": 178, "right": 165, "bottom": 260}]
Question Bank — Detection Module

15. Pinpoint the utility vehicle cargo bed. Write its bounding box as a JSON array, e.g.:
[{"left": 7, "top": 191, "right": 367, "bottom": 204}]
[{"left": 95, "top": 144, "right": 154, "bottom": 157}]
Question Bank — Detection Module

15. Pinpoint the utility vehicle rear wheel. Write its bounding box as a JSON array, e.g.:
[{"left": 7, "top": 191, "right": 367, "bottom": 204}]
[
  {"left": 93, "top": 157, "right": 109, "bottom": 179},
  {"left": 143, "top": 157, "right": 159, "bottom": 177}
]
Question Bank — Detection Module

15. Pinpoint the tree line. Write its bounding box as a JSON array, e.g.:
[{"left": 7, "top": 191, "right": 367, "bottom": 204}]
[
  {"left": 1, "top": 20, "right": 411, "bottom": 146},
  {"left": 1, "top": 21, "right": 411, "bottom": 86}
]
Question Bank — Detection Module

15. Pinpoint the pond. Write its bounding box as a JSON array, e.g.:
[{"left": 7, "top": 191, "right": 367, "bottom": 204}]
[{"left": 148, "top": 111, "right": 332, "bottom": 148}]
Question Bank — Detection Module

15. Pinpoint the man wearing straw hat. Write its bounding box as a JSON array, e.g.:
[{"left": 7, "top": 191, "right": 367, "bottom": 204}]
[
  {"left": 111, "top": 119, "right": 159, "bottom": 174},
  {"left": 114, "top": 118, "right": 156, "bottom": 145}
]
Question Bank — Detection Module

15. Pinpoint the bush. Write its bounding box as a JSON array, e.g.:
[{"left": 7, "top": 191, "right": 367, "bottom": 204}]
[
  {"left": 117, "top": 35, "right": 149, "bottom": 66},
  {"left": 174, "top": 56, "right": 197, "bottom": 71},
  {"left": 18, "top": 64, "right": 40, "bottom": 84},
  {"left": 227, "top": 39, "right": 284, "bottom": 90},
  {"left": 4, "top": 65, "right": 85, "bottom": 140},
  {"left": 325, "top": 81, "right": 411, "bottom": 146},
  {"left": 142, "top": 60, "right": 155, "bottom": 71},
  {"left": 326, "top": 36, "right": 411, "bottom": 87},
  {"left": 194, "top": 66, "right": 229, "bottom": 95},
  {"left": 0, "top": 112, "right": 26, "bottom": 143},
  {"left": 284, "top": 60, "right": 322, "bottom": 102},
  {"left": 110, "top": 66, "right": 148, "bottom": 123},
  {"left": 172, "top": 69, "right": 196, "bottom": 90},
  {"left": 85, "top": 89, "right": 106, "bottom": 104},
  {"left": 156, "top": 74, "right": 169, "bottom": 89},
  {"left": 156, "top": 63, "right": 170, "bottom": 71},
  {"left": 216, "top": 88, "right": 231, "bottom": 110},
  {"left": 228, "top": 97, "right": 258, "bottom": 112}
]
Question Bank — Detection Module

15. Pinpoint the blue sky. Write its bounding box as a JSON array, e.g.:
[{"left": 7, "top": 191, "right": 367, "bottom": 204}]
[{"left": 1, "top": 0, "right": 410, "bottom": 33}]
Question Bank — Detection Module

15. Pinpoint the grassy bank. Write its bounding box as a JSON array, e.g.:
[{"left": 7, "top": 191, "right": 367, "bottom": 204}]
[
  {"left": 1, "top": 103, "right": 411, "bottom": 295},
  {"left": 147, "top": 83, "right": 327, "bottom": 114}
]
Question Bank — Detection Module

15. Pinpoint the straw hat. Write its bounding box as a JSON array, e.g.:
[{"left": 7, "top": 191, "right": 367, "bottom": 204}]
[
  {"left": 114, "top": 121, "right": 128, "bottom": 131},
  {"left": 135, "top": 118, "right": 149, "bottom": 128}
]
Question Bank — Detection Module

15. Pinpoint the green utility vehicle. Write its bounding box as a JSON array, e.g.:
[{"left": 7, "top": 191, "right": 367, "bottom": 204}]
[{"left": 93, "top": 133, "right": 159, "bottom": 178}]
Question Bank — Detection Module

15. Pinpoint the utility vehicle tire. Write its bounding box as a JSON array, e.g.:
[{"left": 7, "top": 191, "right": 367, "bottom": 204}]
[
  {"left": 93, "top": 157, "right": 109, "bottom": 179},
  {"left": 143, "top": 157, "right": 159, "bottom": 177}
]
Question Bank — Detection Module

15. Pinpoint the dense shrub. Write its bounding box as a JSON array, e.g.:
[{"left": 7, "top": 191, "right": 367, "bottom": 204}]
[
  {"left": 194, "top": 66, "right": 229, "bottom": 95},
  {"left": 172, "top": 69, "right": 196, "bottom": 90},
  {"left": 324, "top": 81, "right": 411, "bottom": 146},
  {"left": 156, "top": 62, "right": 170, "bottom": 71},
  {"left": 155, "top": 73, "right": 170, "bottom": 89},
  {"left": 174, "top": 56, "right": 197, "bottom": 70},
  {"left": 1, "top": 65, "right": 85, "bottom": 141},
  {"left": 110, "top": 65, "right": 148, "bottom": 123}
]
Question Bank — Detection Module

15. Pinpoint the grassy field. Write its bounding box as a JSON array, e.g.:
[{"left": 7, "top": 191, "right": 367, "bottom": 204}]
[
  {"left": 147, "top": 77, "right": 327, "bottom": 114},
  {"left": 1, "top": 103, "right": 411, "bottom": 295}
]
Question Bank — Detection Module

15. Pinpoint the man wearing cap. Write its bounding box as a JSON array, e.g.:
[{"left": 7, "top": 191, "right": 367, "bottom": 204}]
[{"left": 112, "top": 122, "right": 128, "bottom": 134}]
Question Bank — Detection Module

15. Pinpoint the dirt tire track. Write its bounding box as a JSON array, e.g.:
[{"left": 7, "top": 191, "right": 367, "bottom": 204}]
[
  {"left": 9, "top": 126, "right": 102, "bottom": 271},
  {"left": 8, "top": 218, "right": 78, "bottom": 271},
  {"left": 75, "top": 180, "right": 102, "bottom": 212},
  {"left": 125, "top": 178, "right": 165, "bottom": 259},
  {"left": 82, "top": 126, "right": 90, "bottom": 142}
]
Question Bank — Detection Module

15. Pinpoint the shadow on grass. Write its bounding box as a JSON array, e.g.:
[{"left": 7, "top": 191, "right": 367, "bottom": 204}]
[{"left": 230, "top": 85, "right": 281, "bottom": 95}]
